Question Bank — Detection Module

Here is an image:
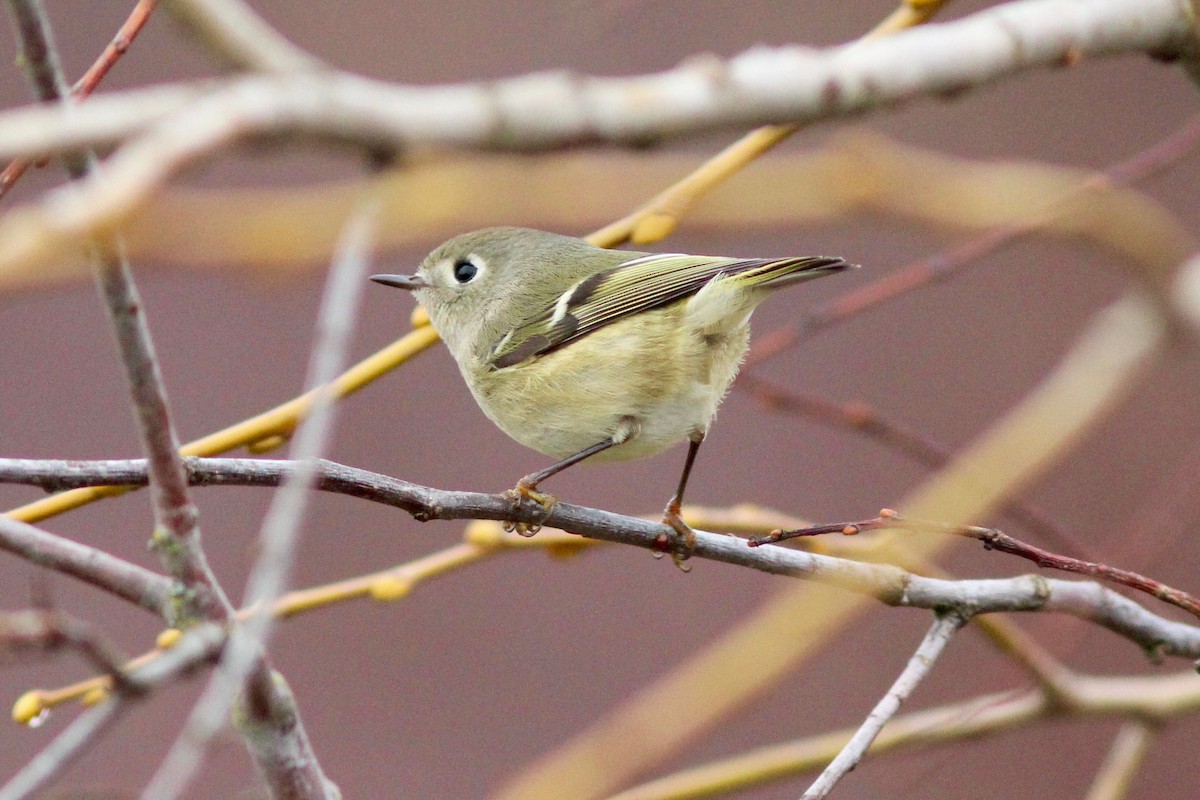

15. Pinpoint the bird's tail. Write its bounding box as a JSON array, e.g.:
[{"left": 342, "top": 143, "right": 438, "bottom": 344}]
[{"left": 731, "top": 255, "right": 856, "bottom": 291}]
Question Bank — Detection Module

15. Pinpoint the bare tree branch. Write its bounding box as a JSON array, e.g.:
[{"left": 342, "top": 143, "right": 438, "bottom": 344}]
[
  {"left": 0, "top": 698, "right": 125, "bottom": 800},
  {"left": 802, "top": 611, "right": 967, "bottom": 799},
  {"left": 161, "top": 0, "right": 320, "bottom": 72},
  {"left": 735, "top": 376, "right": 1095, "bottom": 558},
  {"left": 609, "top": 668, "right": 1200, "bottom": 800},
  {"left": 0, "top": 0, "right": 1189, "bottom": 164},
  {"left": 752, "top": 511, "right": 1200, "bottom": 622},
  {"left": 4, "top": 0, "right": 229, "bottom": 624},
  {"left": 0, "top": 514, "right": 171, "bottom": 614},
  {"left": 0, "top": 609, "right": 135, "bottom": 690},
  {"left": 3, "top": 455, "right": 1200, "bottom": 660},
  {"left": 1, "top": 623, "right": 226, "bottom": 800},
  {"left": 0, "top": 0, "right": 159, "bottom": 200},
  {"left": 138, "top": 184, "right": 378, "bottom": 800}
]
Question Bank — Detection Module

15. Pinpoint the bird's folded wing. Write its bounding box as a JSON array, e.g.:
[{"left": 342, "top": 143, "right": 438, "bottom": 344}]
[{"left": 489, "top": 253, "right": 844, "bottom": 369}]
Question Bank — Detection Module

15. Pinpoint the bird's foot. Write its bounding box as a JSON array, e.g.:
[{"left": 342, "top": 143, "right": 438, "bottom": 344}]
[
  {"left": 502, "top": 480, "right": 558, "bottom": 537},
  {"left": 655, "top": 504, "right": 696, "bottom": 572}
]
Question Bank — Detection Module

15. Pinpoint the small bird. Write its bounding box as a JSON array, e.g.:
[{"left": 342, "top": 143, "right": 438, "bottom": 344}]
[{"left": 372, "top": 227, "right": 853, "bottom": 563}]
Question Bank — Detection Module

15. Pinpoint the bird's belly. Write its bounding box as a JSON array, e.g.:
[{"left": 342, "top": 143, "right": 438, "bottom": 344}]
[
  {"left": 484, "top": 374, "right": 721, "bottom": 461},
  {"left": 468, "top": 313, "right": 748, "bottom": 461}
]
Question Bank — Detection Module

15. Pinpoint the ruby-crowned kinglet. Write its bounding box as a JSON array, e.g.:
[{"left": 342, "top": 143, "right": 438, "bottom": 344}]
[{"left": 372, "top": 227, "right": 853, "bottom": 561}]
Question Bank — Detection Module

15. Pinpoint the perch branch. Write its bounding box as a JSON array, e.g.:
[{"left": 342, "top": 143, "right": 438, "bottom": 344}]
[{"left": 2, "top": 456, "right": 1200, "bottom": 659}]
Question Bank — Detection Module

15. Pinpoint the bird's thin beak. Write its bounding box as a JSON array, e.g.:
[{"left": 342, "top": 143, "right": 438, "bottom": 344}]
[{"left": 370, "top": 273, "right": 430, "bottom": 291}]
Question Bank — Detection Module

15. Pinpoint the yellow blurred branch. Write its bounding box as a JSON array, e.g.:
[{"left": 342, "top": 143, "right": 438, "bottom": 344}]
[{"left": 5, "top": 324, "right": 439, "bottom": 523}]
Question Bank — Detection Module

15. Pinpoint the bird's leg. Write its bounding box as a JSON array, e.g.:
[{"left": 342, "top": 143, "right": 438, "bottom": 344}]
[
  {"left": 658, "top": 431, "right": 705, "bottom": 570},
  {"left": 503, "top": 419, "right": 638, "bottom": 536}
]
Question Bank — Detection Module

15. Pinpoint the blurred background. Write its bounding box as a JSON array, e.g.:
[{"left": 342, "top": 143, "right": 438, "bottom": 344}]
[{"left": 1, "top": 1, "right": 1199, "bottom": 797}]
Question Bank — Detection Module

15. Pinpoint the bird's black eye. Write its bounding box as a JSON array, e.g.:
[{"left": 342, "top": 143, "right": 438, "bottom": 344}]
[{"left": 452, "top": 258, "right": 479, "bottom": 283}]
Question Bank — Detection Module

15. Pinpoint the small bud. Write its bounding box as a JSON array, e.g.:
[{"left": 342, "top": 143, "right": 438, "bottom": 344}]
[
  {"left": 246, "top": 434, "right": 288, "bottom": 454},
  {"left": 81, "top": 687, "right": 109, "bottom": 706},
  {"left": 369, "top": 576, "right": 412, "bottom": 602},
  {"left": 12, "top": 690, "right": 45, "bottom": 725},
  {"left": 464, "top": 520, "right": 504, "bottom": 547},
  {"left": 156, "top": 628, "right": 183, "bottom": 649}
]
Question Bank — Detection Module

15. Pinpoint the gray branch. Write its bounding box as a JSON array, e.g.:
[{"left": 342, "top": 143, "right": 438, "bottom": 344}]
[
  {"left": 4, "top": 0, "right": 228, "bottom": 624},
  {"left": 161, "top": 0, "right": 320, "bottom": 73},
  {"left": 801, "top": 611, "right": 967, "bottom": 799},
  {"left": 137, "top": 187, "right": 378, "bottom": 800},
  {"left": 0, "top": 623, "right": 226, "bottom": 800},
  {"left": 0, "top": 699, "right": 125, "bottom": 800},
  {"left": 0, "top": 0, "right": 1189, "bottom": 162},
  {"left": 0, "top": 496, "right": 172, "bottom": 614},
  {"left": 3, "top": 456, "right": 1200, "bottom": 660}
]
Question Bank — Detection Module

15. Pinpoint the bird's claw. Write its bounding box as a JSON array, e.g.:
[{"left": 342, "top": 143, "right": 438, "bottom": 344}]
[
  {"left": 502, "top": 481, "right": 558, "bottom": 537},
  {"left": 656, "top": 506, "right": 696, "bottom": 572}
]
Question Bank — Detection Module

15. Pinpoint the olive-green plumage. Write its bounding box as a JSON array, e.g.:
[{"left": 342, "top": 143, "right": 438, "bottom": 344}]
[{"left": 372, "top": 226, "right": 852, "bottom": 504}]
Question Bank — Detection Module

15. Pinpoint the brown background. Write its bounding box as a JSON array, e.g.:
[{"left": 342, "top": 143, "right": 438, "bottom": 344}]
[{"left": 2, "top": 1, "right": 1199, "bottom": 798}]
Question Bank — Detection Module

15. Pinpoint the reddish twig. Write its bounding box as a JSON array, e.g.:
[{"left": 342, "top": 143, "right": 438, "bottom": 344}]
[
  {"left": 736, "top": 373, "right": 1096, "bottom": 559},
  {"left": 745, "top": 114, "right": 1200, "bottom": 367},
  {"left": 0, "top": 0, "right": 158, "bottom": 199},
  {"left": 74, "top": 0, "right": 158, "bottom": 97},
  {"left": 750, "top": 509, "right": 1200, "bottom": 621}
]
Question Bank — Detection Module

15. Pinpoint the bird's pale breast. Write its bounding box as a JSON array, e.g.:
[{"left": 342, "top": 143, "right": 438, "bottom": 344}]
[{"left": 467, "top": 304, "right": 749, "bottom": 461}]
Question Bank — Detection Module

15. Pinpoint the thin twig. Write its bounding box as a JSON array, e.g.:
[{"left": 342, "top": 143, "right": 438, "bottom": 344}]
[
  {"left": 1084, "top": 722, "right": 1155, "bottom": 800},
  {"left": 1, "top": 623, "right": 226, "bottom": 800},
  {"left": 609, "top": 689, "right": 1044, "bottom": 800},
  {"left": 801, "top": 611, "right": 967, "bottom": 799},
  {"left": 0, "top": 0, "right": 159, "bottom": 200},
  {"left": 0, "top": 699, "right": 125, "bottom": 800},
  {"left": 736, "top": 374, "right": 1095, "bottom": 559},
  {"left": 0, "top": 609, "right": 137, "bottom": 694},
  {"left": 0, "top": 513, "right": 171, "bottom": 614},
  {"left": 751, "top": 510, "right": 1200, "bottom": 622},
  {"left": 162, "top": 0, "right": 320, "bottom": 72},
  {"left": 74, "top": 0, "right": 159, "bottom": 95},
  {"left": 608, "top": 668, "right": 1200, "bottom": 800}
]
